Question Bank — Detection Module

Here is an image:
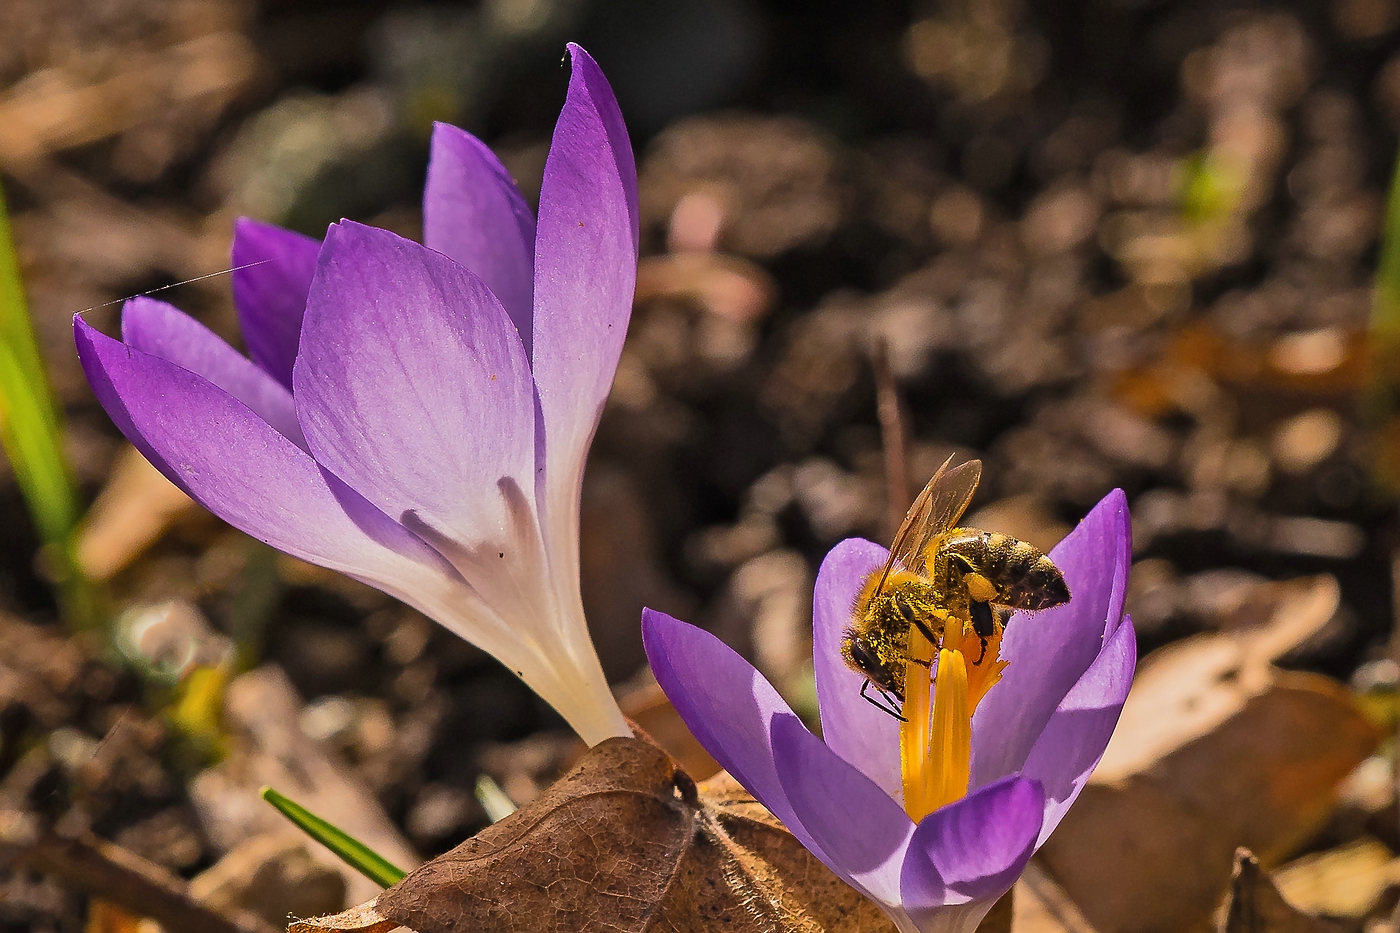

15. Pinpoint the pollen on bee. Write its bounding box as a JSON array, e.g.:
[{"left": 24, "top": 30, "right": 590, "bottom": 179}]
[{"left": 964, "top": 572, "right": 997, "bottom": 602}]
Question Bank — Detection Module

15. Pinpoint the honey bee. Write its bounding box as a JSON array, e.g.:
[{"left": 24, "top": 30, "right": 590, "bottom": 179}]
[{"left": 842, "top": 456, "right": 1070, "bottom": 719}]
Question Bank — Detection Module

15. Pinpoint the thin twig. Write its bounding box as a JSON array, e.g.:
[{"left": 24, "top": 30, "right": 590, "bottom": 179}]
[
  {"left": 1391, "top": 546, "right": 1400, "bottom": 847},
  {"left": 7, "top": 828, "right": 280, "bottom": 933},
  {"left": 872, "top": 337, "right": 911, "bottom": 536}
]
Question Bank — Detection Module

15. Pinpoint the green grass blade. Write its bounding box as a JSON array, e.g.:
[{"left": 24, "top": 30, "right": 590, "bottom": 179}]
[
  {"left": 1369, "top": 149, "right": 1400, "bottom": 492},
  {"left": 0, "top": 182, "right": 97, "bottom": 629},
  {"left": 260, "top": 785, "right": 408, "bottom": 887},
  {"left": 1375, "top": 150, "right": 1400, "bottom": 346},
  {"left": 474, "top": 774, "right": 518, "bottom": 823}
]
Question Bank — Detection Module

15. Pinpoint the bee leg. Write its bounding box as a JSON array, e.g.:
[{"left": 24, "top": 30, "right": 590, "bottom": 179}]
[
  {"left": 860, "top": 680, "right": 907, "bottom": 722},
  {"left": 969, "top": 599, "right": 996, "bottom": 639},
  {"left": 911, "top": 617, "right": 943, "bottom": 646},
  {"left": 974, "top": 636, "right": 988, "bottom": 666}
]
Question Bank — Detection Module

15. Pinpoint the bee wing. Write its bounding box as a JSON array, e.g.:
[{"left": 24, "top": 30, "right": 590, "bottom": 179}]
[
  {"left": 902, "top": 457, "right": 981, "bottom": 571},
  {"left": 871, "top": 456, "right": 982, "bottom": 596}
]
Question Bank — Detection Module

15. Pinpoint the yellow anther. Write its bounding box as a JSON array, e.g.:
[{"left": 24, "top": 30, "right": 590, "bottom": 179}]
[{"left": 900, "top": 618, "right": 1006, "bottom": 822}]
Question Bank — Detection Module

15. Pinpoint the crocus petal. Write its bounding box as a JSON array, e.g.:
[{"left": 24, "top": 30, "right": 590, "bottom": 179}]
[
  {"left": 900, "top": 776, "right": 1044, "bottom": 933},
  {"left": 531, "top": 44, "right": 639, "bottom": 629},
  {"left": 970, "top": 490, "right": 1130, "bottom": 788},
  {"left": 293, "top": 221, "right": 537, "bottom": 569},
  {"left": 119, "top": 297, "right": 307, "bottom": 451},
  {"left": 770, "top": 712, "right": 914, "bottom": 911},
  {"left": 423, "top": 123, "right": 536, "bottom": 351},
  {"left": 641, "top": 609, "right": 830, "bottom": 863},
  {"left": 75, "top": 314, "right": 458, "bottom": 608},
  {"left": 812, "top": 538, "right": 901, "bottom": 799},
  {"left": 1020, "top": 615, "right": 1137, "bottom": 845},
  {"left": 75, "top": 313, "right": 613, "bottom": 736},
  {"left": 292, "top": 221, "right": 596, "bottom": 687},
  {"left": 230, "top": 218, "right": 319, "bottom": 390}
]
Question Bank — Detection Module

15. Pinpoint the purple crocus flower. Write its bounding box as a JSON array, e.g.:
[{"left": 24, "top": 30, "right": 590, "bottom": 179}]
[
  {"left": 643, "top": 491, "right": 1136, "bottom": 933},
  {"left": 73, "top": 45, "right": 636, "bottom": 746}
]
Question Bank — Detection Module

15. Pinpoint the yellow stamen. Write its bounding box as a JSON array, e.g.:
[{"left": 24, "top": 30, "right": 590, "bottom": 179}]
[
  {"left": 925, "top": 648, "right": 970, "bottom": 815},
  {"left": 944, "top": 621, "right": 1008, "bottom": 711},
  {"left": 900, "top": 618, "right": 1008, "bottom": 822},
  {"left": 900, "top": 625, "right": 937, "bottom": 821}
]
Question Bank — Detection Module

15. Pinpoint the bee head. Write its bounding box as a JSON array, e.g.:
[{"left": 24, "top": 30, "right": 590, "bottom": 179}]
[{"left": 843, "top": 632, "right": 904, "bottom": 701}]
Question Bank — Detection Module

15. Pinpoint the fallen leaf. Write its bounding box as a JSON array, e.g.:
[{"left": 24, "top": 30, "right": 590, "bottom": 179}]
[
  {"left": 975, "top": 887, "right": 1014, "bottom": 933},
  {"left": 1011, "top": 861, "right": 1101, "bottom": 933},
  {"left": 617, "top": 680, "right": 721, "bottom": 781},
  {"left": 293, "top": 737, "right": 892, "bottom": 933},
  {"left": 77, "top": 445, "right": 196, "bottom": 582},
  {"left": 1039, "top": 581, "right": 1381, "bottom": 933},
  {"left": 189, "top": 667, "right": 420, "bottom": 906},
  {"left": 1272, "top": 838, "right": 1400, "bottom": 920},
  {"left": 635, "top": 253, "right": 776, "bottom": 324},
  {"left": 1221, "top": 849, "right": 1342, "bottom": 933},
  {"left": 84, "top": 899, "right": 143, "bottom": 933},
  {"left": 189, "top": 834, "right": 346, "bottom": 929}
]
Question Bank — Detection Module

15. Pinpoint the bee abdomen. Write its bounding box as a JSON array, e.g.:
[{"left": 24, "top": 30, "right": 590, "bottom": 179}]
[
  {"left": 943, "top": 531, "right": 1070, "bottom": 611},
  {"left": 998, "top": 544, "right": 1069, "bottom": 609}
]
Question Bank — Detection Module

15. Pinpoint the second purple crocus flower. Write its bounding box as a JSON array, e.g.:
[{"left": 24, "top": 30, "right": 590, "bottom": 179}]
[
  {"left": 643, "top": 491, "right": 1136, "bottom": 933},
  {"left": 74, "top": 45, "right": 635, "bottom": 746}
]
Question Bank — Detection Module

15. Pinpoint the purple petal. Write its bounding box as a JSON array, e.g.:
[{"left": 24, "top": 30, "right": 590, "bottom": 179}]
[
  {"left": 230, "top": 218, "right": 319, "bottom": 390},
  {"left": 293, "top": 220, "right": 536, "bottom": 553},
  {"left": 119, "top": 297, "right": 307, "bottom": 451},
  {"left": 1020, "top": 615, "right": 1137, "bottom": 845},
  {"left": 970, "top": 490, "right": 1131, "bottom": 788},
  {"left": 423, "top": 123, "right": 536, "bottom": 352},
  {"left": 292, "top": 221, "right": 563, "bottom": 646},
  {"left": 901, "top": 775, "right": 1043, "bottom": 926},
  {"left": 74, "top": 315, "right": 456, "bottom": 600},
  {"left": 641, "top": 609, "right": 829, "bottom": 863},
  {"left": 531, "top": 45, "right": 639, "bottom": 607},
  {"left": 78, "top": 310, "right": 629, "bottom": 744},
  {"left": 770, "top": 713, "right": 913, "bottom": 910},
  {"left": 812, "top": 538, "right": 901, "bottom": 799}
]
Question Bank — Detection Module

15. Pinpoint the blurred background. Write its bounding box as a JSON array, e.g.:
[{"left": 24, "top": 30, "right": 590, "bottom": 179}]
[{"left": 4, "top": 0, "right": 1400, "bottom": 931}]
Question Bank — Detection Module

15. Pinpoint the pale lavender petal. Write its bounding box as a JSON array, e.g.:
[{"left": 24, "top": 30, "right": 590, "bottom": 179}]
[
  {"left": 900, "top": 775, "right": 1043, "bottom": 928},
  {"left": 230, "top": 218, "right": 319, "bottom": 390},
  {"left": 1021, "top": 616, "right": 1137, "bottom": 845},
  {"left": 970, "top": 490, "right": 1130, "bottom": 788},
  {"left": 119, "top": 297, "right": 307, "bottom": 451},
  {"left": 75, "top": 313, "right": 615, "bottom": 738},
  {"left": 532, "top": 44, "right": 639, "bottom": 618},
  {"left": 641, "top": 609, "right": 830, "bottom": 864},
  {"left": 423, "top": 123, "right": 536, "bottom": 351},
  {"left": 770, "top": 713, "right": 913, "bottom": 910},
  {"left": 812, "top": 538, "right": 901, "bottom": 799},
  {"left": 293, "top": 220, "right": 535, "bottom": 553},
  {"left": 292, "top": 219, "right": 567, "bottom": 654},
  {"left": 74, "top": 315, "right": 455, "bottom": 597}
]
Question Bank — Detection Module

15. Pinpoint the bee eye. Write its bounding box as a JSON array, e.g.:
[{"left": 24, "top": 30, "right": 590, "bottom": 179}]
[{"left": 850, "top": 642, "right": 872, "bottom": 668}]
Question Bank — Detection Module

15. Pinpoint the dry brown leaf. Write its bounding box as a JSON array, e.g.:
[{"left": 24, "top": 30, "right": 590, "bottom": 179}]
[
  {"left": 1272, "top": 839, "right": 1400, "bottom": 920},
  {"left": 617, "top": 680, "right": 721, "bottom": 781},
  {"left": 77, "top": 445, "right": 196, "bottom": 582},
  {"left": 294, "top": 737, "right": 892, "bottom": 933},
  {"left": 1011, "top": 861, "right": 1101, "bottom": 933},
  {"left": 190, "top": 668, "right": 420, "bottom": 906},
  {"left": 635, "top": 253, "right": 777, "bottom": 323},
  {"left": 1039, "top": 580, "right": 1381, "bottom": 933},
  {"left": 975, "top": 888, "right": 1014, "bottom": 933},
  {"left": 84, "top": 899, "right": 143, "bottom": 933},
  {"left": 1221, "top": 849, "right": 1342, "bottom": 933}
]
